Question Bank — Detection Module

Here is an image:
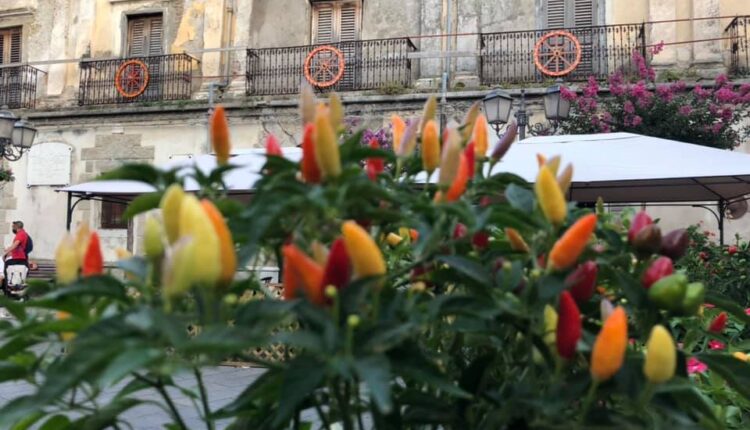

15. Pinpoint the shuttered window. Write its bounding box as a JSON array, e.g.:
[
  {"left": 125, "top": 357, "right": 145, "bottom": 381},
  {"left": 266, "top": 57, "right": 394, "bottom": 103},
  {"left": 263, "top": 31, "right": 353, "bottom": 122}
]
[
  {"left": 0, "top": 27, "right": 22, "bottom": 64},
  {"left": 312, "top": 1, "right": 360, "bottom": 44},
  {"left": 546, "top": 0, "right": 595, "bottom": 28},
  {"left": 101, "top": 201, "right": 128, "bottom": 230},
  {"left": 127, "top": 14, "right": 163, "bottom": 57}
]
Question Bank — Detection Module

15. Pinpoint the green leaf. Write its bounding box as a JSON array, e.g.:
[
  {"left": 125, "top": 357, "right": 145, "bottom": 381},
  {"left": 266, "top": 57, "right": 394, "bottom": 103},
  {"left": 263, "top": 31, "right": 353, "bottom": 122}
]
[
  {"left": 696, "top": 352, "right": 750, "bottom": 400},
  {"left": 9, "top": 411, "right": 44, "bottom": 430},
  {"left": 437, "top": 256, "right": 492, "bottom": 287},
  {"left": 38, "top": 415, "right": 71, "bottom": 430},
  {"left": 123, "top": 192, "right": 163, "bottom": 219},
  {"left": 273, "top": 356, "right": 326, "bottom": 426},
  {"left": 505, "top": 183, "right": 534, "bottom": 214},
  {"left": 72, "top": 398, "right": 143, "bottom": 430},
  {"left": 39, "top": 275, "right": 128, "bottom": 301},
  {"left": 0, "top": 362, "right": 28, "bottom": 383},
  {"left": 97, "top": 164, "right": 161, "bottom": 184},
  {"left": 355, "top": 355, "right": 393, "bottom": 414},
  {"left": 98, "top": 348, "right": 163, "bottom": 387}
]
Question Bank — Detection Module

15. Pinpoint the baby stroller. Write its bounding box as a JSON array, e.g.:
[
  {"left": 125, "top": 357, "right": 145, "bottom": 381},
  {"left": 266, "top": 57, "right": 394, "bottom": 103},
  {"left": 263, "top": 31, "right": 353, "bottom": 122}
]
[{"left": 4, "top": 264, "right": 29, "bottom": 301}]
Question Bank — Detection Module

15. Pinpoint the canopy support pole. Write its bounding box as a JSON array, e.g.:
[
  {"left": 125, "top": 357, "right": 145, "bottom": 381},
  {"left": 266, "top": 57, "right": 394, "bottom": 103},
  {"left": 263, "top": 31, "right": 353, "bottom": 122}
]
[
  {"left": 691, "top": 200, "right": 726, "bottom": 246},
  {"left": 66, "top": 194, "right": 90, "bottom": 231}
]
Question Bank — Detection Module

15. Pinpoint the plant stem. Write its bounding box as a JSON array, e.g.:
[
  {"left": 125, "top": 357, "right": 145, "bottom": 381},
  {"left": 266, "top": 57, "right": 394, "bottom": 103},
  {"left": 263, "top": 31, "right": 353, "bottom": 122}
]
[
  {"left": 134, "top": 374, "right": 189, "bottom": 430},
  {"left": 336, "top": 379, "right": 354, "bottom": 430},
  {"left": 194, "top": 367, "right": 215, "bottom": 430},
  {"left": 637, "top": 382, "right": 655, "bottom": 410},
  {"left": 313, "top": 394, "right": 332, "bottom": 430},
  {"left": 578, "top": 380, "right": 599, "bottom": 429},
  {"left": 353, "top": 379, "right": 365, "bottom": 430}
]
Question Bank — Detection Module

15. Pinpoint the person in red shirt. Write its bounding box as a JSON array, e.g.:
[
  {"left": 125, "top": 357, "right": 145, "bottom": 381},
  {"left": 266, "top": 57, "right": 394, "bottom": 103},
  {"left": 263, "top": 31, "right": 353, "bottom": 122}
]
[{"left": 4, "top": 221, "right": 28, "bottom": 267}]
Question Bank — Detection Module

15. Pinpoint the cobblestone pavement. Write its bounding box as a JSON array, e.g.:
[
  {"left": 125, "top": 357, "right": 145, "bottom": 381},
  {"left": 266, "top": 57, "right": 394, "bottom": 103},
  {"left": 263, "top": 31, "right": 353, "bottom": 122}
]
[{"left": 0, "top": 366, "right": 267, "bottom": 429}]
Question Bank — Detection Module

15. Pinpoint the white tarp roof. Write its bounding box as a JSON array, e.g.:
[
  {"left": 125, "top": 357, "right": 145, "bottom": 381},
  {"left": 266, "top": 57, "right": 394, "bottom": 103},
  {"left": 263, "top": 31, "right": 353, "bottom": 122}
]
[{"left": 58, "top": 133, "right": 750, "bottom": 203}]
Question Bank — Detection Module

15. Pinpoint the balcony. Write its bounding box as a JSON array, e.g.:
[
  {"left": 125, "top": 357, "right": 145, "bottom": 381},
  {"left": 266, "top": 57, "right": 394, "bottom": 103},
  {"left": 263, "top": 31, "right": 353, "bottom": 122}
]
[
  {"left": 726, "top": 16, "right": 750, "bottom": 75},
  {"left": 246, "top": 37, "right": 417, "bottom": 95},
  {"left": 78, "top": 53, "right": 200, "bottom": 106},
  {"left": 480, "top": 23, "right": 647, "bottom": 85},
  {"left": 0, "top": 65, "right": 41, "bottom": 109}
]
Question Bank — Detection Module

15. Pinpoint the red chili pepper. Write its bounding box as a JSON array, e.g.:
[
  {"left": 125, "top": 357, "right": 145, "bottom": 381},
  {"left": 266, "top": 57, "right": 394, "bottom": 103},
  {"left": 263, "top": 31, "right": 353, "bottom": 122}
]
[
  {"left": 282, "top": 244, "right": 325, "bottom": 305},
  {"left": 366, "top": 138, "right": 385, "bottom": 181},
  {"left": 642, "top": 256, "right": 674, "bottom": 289},
  {"left": 82, "top": 232, "right": 104, "bottom": 277},
  {"left": 728, "top": 245, "right": 739, "bottom": 255},
  {"left": 565, "top": 261, "right": 598, "bottom": 303},
  {"left": 556, "top": 290, "right": 582, "bottom": 360},
  {"left": 465, "top": 141, "right": 476, "bottom": 179},
  {"left": 472, "top": 231, "right": 490, "bottom": 250},
  {"left": 628, "top": 211, "right": 653, "bottom": 243},
  {"left": 321, "top": 238, "right": 351, "bottom": 291},
  {"left": 453, "top": 223, "right": 468, "bottom": 240},
  {"left": 301, "top": 123, "right": 321, "bottom": 183},
  {"left": 266, "top": 134, "right": 283, "bottom": 156},
  {"left": 708, "top": 312, "right": 728, "bottom": 333},
  {"left": 480, "top": 196, "right": 492, "bottom": 207}
]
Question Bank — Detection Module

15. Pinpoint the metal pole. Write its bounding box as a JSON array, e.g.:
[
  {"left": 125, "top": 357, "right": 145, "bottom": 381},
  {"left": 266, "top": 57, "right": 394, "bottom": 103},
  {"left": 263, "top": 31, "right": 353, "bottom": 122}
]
[
  {"left": 66, "top": 192, "right": 72, "bottom": 231},
  {"left": 516, "top": 89, "right": 528, "bottom": 141},
  {"left": 718, "top": 199, "right": 726, "bottom": 245}
]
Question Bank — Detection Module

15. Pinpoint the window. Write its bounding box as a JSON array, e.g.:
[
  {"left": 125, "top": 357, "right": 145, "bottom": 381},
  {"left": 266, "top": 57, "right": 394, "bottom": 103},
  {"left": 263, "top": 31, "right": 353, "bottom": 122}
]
[
  {"left": 101, "top": 201, "right": 128, "bottom": 230},
  {"left": 127, "top": 14, "right": 163, "bottom": 57},
  {"left": 0, "top": 27, "right": 22, "bottom": 64},
  {"left": 312, "top": 1, "right": 360, "bottom": 44},
  {"left": 546, "top": 0, "right": 595, "bottom": 28}
]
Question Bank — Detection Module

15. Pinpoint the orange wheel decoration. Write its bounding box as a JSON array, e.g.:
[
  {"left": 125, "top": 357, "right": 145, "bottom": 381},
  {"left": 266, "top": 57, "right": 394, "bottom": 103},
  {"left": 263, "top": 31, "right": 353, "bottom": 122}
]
[
  {"left": 304, "top": 46, "right": 345, "bottom": 88},
  {"left": 533, "top": 31, "right": 582, "bottom": 77},
  {"left": 115, "top": 59, "right": 150, "bottom": 98}
]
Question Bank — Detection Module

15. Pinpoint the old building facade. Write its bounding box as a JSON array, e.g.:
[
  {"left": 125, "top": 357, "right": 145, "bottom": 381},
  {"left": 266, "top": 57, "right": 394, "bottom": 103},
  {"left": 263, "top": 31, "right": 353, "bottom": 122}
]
[{"left": 1, "top": 0, "right": 749, "bottom": 262}]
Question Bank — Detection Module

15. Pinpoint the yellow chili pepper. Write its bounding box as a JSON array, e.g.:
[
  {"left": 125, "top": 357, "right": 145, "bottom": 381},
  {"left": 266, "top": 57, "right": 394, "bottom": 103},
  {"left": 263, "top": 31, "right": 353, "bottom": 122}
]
[
  {"left": 549, "top": 213, "right": 598, "bottom": 270},
  {"left": 300, "top": 82, "right": 316, "bottom": 125},
  {"left": 473, "top": 114, "right": 488, "bottom": 158},
  {"left": 421, "top": 120, "right": 440, "bottom": 173},
  {"left": 314, "top": 106, "right": 342, "bottom": 178},
  {"left": 310, "top": 240, "right": 329, "bottom": 266},
  {"left": 329, "top": 93, "right": 344, "bottom": 131},
  {"left": 201, "top": 200, "right": 237, "bottom": 287},
  {"left": 505, "top": 227, "right": 530, "bottom": 253},
  {"left": 644, "top": 324, "right": 676, "bottom": 384},
  {"left": 545, "top": 155, "right": 561, "bottom": 176},
  {"left": 543, "top": 304, "right": 558, "bottom": 349},
  {"left": 591, "top": 306, "right": 628, "bottom": 382},
  {"left": 179, "top": 195, "right": 221, "bottom": 286},
  {"left": 74, "top": 221, "right": 91, "bottom": 267},
  {"left": 386, "top": 232, "right": 403, "bottom": 247},
  {"left": 421, "top": 96, "right": 437, "bottom": 134},
  {"left": 535, "top": 165, "right": 567, "bottom": 225},
  {"left": 391, "top": 115, "right": 406, "bottom": 153},
  {"left": 144, "top": 214, "right": 165, "bottom": 259},
  {"left": 57, "top": 311, "right": 75, "bottom": 341},
  {"left": 342, "top": 220, "right": 386, "bottom": 280},
  {"left": 160, "top": 184, "right": 185, "bottom": 244},
  {"left": 210, "top": 105, "right": 231, "bottom": 166},
  {"left": 55, "top": 233, "right": 79, "bottom": 284},
  {"left": 461, "top": 102, "right": 481, "bottom": 141},
  {"left": 558, "top": 164, "right": 574, "bottom": 195},
  {"left": 733, "top": 352, "right": 749, "bottom": 362},
  {"left": 163, "top": 237, "right": 197, "bottom": 299},
  {"left": 438, "top": 128, "right": 462, "bottom": 187}
]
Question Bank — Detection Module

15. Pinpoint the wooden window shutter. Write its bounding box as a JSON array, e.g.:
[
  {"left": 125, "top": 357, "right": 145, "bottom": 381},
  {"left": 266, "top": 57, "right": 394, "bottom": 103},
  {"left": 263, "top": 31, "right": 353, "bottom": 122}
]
[
  {"left": 0, "top": 27, "right": 22, "bottom": 64},
  {"left": 127, "top": 14, "right": 163, "bottom": 57},
  {"left": 546, "top": 0, "right": 566, "bottom": 28},
  {"left": 339, "top": 3, "right": 359, "bottom": 42},
  {"left": 573, "top": 0, "right": 594, "bottom": 27},
  {"left": 313, "top": 4, "right": 335, "bottom": 44}
]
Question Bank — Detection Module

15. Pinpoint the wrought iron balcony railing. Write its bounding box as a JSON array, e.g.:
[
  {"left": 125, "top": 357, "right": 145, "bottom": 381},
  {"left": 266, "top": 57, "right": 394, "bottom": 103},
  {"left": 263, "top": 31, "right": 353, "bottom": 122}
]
[
  {"left": 246, "top": 37, "right": 417, "bottom": 95},
  {"left": 480, "top": 23, "right": 647, "bottom": 85},
  {"left": 0, "top": 64, "right": 41, "bottom": 109},
  {"left": 726, "top": 16, "right": 750, "bottom": 75},
  {"left": 78, "top": 53, "right": 200, "bottom": 106}
]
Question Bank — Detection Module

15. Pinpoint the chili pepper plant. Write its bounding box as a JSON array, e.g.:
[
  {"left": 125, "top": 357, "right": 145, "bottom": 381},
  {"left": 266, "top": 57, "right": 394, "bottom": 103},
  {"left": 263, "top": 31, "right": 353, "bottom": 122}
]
[{"left": 2, "top": 88, "right": 750, "bottom": 429}]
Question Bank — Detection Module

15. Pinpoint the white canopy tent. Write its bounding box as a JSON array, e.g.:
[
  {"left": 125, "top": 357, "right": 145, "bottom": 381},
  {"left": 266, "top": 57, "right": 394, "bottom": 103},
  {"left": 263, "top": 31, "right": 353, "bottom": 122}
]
[{"left": 58, "top": 133, "right": 750, "bottom": 242}]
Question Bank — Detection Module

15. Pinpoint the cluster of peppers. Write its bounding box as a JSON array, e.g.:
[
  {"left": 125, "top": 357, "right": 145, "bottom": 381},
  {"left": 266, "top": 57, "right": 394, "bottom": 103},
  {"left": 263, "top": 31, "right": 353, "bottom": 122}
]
[{"left": 55, "top": 221, "right": 104, "bottom": 283}]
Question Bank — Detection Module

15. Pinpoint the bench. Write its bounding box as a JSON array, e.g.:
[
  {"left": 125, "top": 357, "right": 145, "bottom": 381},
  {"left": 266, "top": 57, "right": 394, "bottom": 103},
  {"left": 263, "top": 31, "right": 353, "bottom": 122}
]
[{"left": 26, "top": 260, "right": 55, "bottom": 282}]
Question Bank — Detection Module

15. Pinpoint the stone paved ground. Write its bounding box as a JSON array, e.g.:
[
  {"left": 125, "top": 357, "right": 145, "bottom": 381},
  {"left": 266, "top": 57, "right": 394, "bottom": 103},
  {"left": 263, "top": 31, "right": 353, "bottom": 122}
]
[{"left": 0, "top": 365, "right": 268, "bottom": 429}]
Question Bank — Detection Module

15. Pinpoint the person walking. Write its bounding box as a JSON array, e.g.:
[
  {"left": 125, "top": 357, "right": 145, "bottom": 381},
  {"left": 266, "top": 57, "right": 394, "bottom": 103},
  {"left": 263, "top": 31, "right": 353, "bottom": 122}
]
[{"left": 4, "top": 221, "right": 29, "bottom": 268}]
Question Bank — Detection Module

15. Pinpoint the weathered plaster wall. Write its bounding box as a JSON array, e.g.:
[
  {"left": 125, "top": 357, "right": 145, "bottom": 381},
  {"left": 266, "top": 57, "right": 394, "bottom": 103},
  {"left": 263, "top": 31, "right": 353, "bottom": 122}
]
[
  {"left": 360, "top": 0, "right": 421, "bottom": 39},
  {"left": 249, "top": 0, "right": 310, "bottom": 48}
]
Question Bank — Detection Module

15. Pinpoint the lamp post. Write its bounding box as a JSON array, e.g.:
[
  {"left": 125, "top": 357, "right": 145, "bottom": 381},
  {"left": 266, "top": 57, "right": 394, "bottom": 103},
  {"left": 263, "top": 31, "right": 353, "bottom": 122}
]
[
  {"left": 482, "top": 81, "right": 571, "bottom": 140},
  {"left": 0, "top": 106, "right": 36, "bottom": 162}
]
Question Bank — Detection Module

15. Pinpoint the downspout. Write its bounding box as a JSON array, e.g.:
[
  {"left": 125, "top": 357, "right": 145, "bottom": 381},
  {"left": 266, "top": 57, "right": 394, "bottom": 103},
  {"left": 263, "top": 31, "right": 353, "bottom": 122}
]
[{"left": 221, "top": 0, "right": 235, "bottom": 86}]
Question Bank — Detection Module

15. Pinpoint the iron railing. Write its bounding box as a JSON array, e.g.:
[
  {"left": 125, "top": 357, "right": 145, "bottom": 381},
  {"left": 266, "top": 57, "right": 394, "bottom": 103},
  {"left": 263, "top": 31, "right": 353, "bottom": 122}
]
[
  {"left": 479, "top": 23, "right": 646, "bottom": 85},
  {"left": 246, "top": 37, "right": 417, "bottom": 95},
  {"left": 78, "top": 53, "right": 199, "bottom": 106},
  {"left": 726, "top": 16, "right": 750, "bottom": 75},
  {"left": 0, "top": 65, "right": 41, "bottom": 109}
]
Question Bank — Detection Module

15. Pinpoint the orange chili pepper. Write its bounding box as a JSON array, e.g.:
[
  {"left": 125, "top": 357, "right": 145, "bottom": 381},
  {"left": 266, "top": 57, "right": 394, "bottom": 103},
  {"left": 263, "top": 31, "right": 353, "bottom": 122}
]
[
  {"left": 409, "top": 229, "right": 419, "bottom": 242},
  {"left": 440, "top": 152, "right": 470, "bottom": 202},
  {"left": 591, "top": 306, "right": 628, "bottom": 381},
  {"left": 282, "top": 244, "right": 325, "bottom": 305},
  {"left": 421, "top": 120, "right": 440, "bottom": 173},
  {"left": 549, "top": 213, "right": 598, "bottom": 270},
  {"left": 82, "top": 232, "right": 103, "bottom": 277},
  {"left": 300, "top": 83, "right": 316, "bottom": 125},
  {"left": 211, "top": 105, "right": 231, "bottom": 165},
  {"left": 558, "top": 164, "right": 574, "bottom": 195},
  {"left": 473, "top": 114, "right": 489, "bottom": 158},
  {"left": 201, "top": 200, "right": 237, "bottom": 287},
  {"left": 504, "top": 227, "right": 530, "bottom": 253},
  {"left": 266, "top": 134, "right": 283, "bottom": 156},
  {"left": 391, "top": 115, "right": 406, "bottom": 153},
  {"left": 536, "top": 153, "right": 547, "bottom": 168},
  {"left": 301, "top": 123, "right": 321, "bottom": 183}
]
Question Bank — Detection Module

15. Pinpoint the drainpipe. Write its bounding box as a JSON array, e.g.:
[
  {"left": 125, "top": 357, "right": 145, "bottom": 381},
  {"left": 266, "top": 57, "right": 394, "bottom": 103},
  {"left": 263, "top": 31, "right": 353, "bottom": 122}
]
[
  {"left": 440, "top": 0, "right": 452, "bottom": 132},
  {"left": 206, "top": 82, "right": 227, "bottom": 154},
  {"left": 221, "top": 0, "right": 235, "bottom": 86}
]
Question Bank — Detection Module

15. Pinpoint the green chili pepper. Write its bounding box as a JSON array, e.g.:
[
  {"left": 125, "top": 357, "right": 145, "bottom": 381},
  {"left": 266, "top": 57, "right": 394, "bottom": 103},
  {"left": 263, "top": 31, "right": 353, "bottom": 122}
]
[
  {"left": 681, "top": 282, "right": 705, "bottom": 316},
  {"left": 648, "top": 273, "right": 688, "bottom": 312}
]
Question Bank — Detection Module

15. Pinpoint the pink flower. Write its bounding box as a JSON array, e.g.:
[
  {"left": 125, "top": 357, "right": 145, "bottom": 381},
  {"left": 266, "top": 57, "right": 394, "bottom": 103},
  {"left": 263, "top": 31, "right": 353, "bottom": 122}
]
[
  {"left": 632, "top": 51, "right": 656, "bottom": 81},
  {"left": 631, "top": 115, "right": 643, "bottom": 126},
  {"left": 711, "top": 122, "right": 723, "bottom": 135},
  {"left": 715, "top": 73, "right": 729, "bottom": 87},
  {"left": 650, "top": 40, "right": 665, "bottom": 56},
  {"left": 721, "top": 107, "right": 733, "bottom": 121},
  {"left": 630, "top": 81, "right": 648, "bottom": 100},
  {"left": 672, "top": 81, "right": 687, "bottom": 92},
  {"left": 715, "top": 87, "right": 738, "bottom": 103},
  {"left": 704, "top": 303, "right": 715, "bottom": 309},
  {"left": 656, "top": 85, "right": 673, "bottom": 102},
  {"left": 708, "top": 340, "right": 726, "bottom": 350},
  {"left": 678, "top": 105, "right": 693, "bottom": 116},
  {"left": 610, "top": 72, "right": 625, "bottom": 96},
  {"left": 560, "top": 86, "right": 577, "bottom": 101},
  {"left": 687, "top": 357, "right": 708, "bottom": 374},
  {"left": 693, "top": 86, "right": 711, "bottom": 99},
  {"left": 744, "top": 307, "right": 750, "bottom": 316},
  {"left": 623, "top": 100, "right": 635, "bottom": 114},
  {"left": 583, "top": 76, "right": 599, "bottom": 98},
  {"left": 740, "top": 83, "right": 750, "bottom": 95}
]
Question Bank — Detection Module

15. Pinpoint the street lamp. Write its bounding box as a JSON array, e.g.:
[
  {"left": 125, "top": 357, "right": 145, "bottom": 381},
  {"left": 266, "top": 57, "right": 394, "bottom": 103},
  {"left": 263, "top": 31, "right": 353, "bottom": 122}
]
[
  {"left": 0, "top": 106, "right": 37, "bottom": 161},
  {"left": 482, "top": 81, "right": 571, "bottom": 141}
]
